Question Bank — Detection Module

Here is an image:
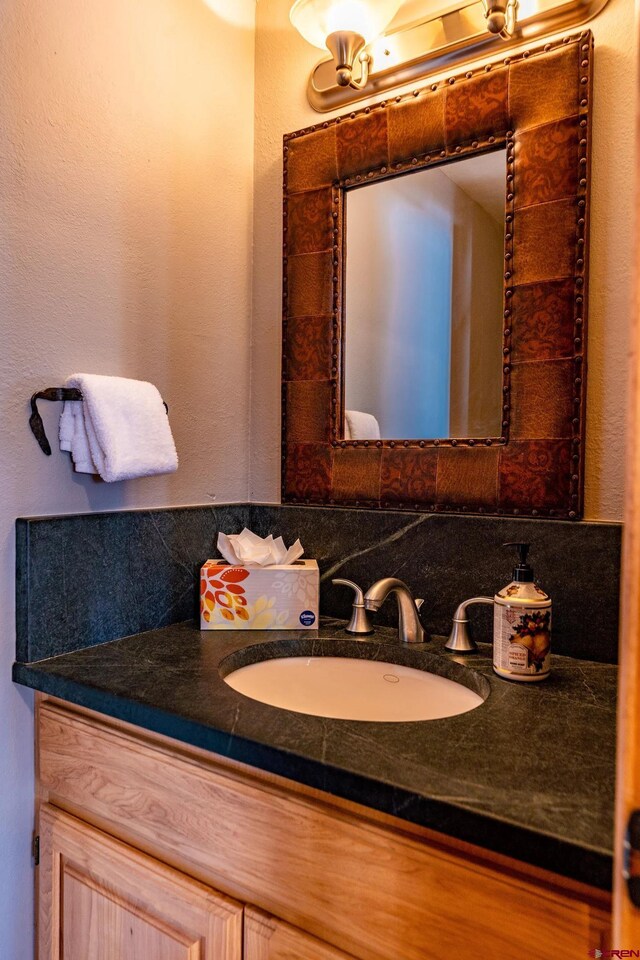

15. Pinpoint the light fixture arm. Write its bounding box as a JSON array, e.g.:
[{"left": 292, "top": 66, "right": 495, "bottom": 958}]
[
  {"left": 325, "top": 31, "right": 371, "bottom": 89},
  {"left": 482, "top": 0, "right": 518, "bottom": 38}
]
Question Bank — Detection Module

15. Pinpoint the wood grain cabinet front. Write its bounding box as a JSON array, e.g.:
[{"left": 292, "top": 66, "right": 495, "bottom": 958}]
[
  {"left": 244, "top": 908, "right": 357, "bottom": 960},
  {"left": 38, "top": 804, "right": 243, "bottom": 960},
  {"left": 35, "top": 696, "right": 612, "bottom": 960}
]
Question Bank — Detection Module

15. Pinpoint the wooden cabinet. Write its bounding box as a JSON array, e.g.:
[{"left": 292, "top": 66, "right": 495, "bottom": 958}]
[
  {"left": 38, "top": 805, "right": 243, "bottom": 960},
  {"left": 37, "top": 803, "right": 358, "bottom": 960},
  {"left": 35, "top": 695, "right": 611, "bottom": 960},
  {"left": 244, "top": 908, "right": 356, "bottom": 960}
]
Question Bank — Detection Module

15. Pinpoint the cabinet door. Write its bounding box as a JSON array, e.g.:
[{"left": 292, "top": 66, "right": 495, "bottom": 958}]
[
  {"left": 38, "top": 804, "right": 242, "bottom": 960},
  {"left": 244, "top": 907, "right": 355, "bottom": 960}
]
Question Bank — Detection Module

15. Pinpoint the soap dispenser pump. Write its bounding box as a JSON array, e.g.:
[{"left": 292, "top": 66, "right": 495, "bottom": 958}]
[{"left": 493, "top": 543, "right": 552, "bottom": 682}]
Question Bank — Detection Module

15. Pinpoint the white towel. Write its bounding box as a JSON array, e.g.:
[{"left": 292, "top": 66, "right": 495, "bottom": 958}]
[
  {"left": 59, "top": 399, "right": 95, "bottom": 474},
  {"left": 59, "top": 374, "right": 178, "bottom": 482},
  {"left": 345, "top": 410, "right": 381, "bottom": 441}
]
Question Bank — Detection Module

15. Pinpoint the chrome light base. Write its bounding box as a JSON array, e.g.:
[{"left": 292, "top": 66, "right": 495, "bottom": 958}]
[
  {"left": 482, "top": 0, "right": 518, "bottom": 37},
  {"left": 326, "top": 31, "right": 371, "bottom": 88}
]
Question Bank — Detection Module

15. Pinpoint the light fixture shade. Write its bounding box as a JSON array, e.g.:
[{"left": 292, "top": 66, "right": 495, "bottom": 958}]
[{"left": 290, "top": 0, "right": 403, "bottom": 51}]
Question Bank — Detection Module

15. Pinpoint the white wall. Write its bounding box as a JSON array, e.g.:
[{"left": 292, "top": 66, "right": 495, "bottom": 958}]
[
  {"left": 0, "top": 0, "right": 255, "bottom": 953},
  {"left": 252, "top": 0, "right": 637, "bottom": 522}
]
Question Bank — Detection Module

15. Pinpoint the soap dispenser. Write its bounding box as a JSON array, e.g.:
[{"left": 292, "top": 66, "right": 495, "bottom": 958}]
[{"left": 493, "top": 543, "right": 552, "bottom": 682}]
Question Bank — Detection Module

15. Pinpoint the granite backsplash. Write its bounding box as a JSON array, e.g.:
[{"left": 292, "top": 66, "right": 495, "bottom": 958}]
[{"left": 16, "top": 503, "right": 622, "bottom": 664}]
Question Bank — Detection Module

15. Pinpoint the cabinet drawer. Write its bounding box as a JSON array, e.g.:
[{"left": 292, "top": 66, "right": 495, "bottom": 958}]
[{"left": 37, "top": 698, "right": 610, "bottom": 960}]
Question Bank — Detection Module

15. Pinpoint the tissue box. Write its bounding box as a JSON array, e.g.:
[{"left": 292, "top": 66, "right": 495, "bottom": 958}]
[{"left": 200, "top": 559, "right": 319, "bottom": 630}]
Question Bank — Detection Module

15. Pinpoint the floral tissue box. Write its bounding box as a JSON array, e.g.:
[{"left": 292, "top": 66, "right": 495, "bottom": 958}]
[{"left": 200, "top": 560, "right": 319, "bottom": 630}]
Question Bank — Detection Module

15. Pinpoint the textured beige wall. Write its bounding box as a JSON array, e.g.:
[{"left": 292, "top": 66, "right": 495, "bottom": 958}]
[
  {"left": 251, "top": 0, "right": 637, "bottom": 522},
  {"left": 0, "top": 1, "right": 255, "bottom": 953}
]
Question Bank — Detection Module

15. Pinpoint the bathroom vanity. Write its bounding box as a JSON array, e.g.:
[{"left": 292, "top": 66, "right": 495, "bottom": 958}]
[
  {"left": 20, "top": 621, "right": 615, "bottom": 960},
  {"left": 16, "top": 28, "right": 622, "bottom": 952}
]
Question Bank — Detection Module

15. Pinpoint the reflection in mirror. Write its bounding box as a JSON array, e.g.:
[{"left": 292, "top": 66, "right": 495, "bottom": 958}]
[{"left": 344, "top": 150, "right": 506, "bottom": 440}]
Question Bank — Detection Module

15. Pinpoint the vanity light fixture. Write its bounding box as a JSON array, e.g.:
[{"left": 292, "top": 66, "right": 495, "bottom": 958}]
[
  {"left": 298, "top": 0, "right": 608, "bottom": 111},
  {"left": 483, "top": 0, "right": 518, "bottom": 36},
  {"left": 289, "top": 0, "right": 403, "bottom": 89}
]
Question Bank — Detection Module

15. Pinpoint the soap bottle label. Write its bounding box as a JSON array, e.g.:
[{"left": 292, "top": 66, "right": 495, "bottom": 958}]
[{"left": 493, "top": 604, "right": 552, "bottom": 681}]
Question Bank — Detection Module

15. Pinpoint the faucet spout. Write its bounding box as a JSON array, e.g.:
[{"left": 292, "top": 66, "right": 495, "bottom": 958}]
[{"left": 364, "top": 578, "right": 427, "bottom": 644}]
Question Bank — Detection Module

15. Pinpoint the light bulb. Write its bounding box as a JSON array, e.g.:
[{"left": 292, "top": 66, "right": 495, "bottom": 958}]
[{"left": 290, "top": 0, "right": 403, "bottom": 51}]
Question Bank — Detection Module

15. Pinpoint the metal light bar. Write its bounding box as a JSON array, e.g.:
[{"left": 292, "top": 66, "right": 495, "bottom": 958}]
[{"left": 307, "top": 0, "right": 608, "bottom": 111}]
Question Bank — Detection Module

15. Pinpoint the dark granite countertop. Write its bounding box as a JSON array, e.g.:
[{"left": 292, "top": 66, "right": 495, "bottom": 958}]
[{"left": 13, "top": 619, "right": 617, "bottom": 890}]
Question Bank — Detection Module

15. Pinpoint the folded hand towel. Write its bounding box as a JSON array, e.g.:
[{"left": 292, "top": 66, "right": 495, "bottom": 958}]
[
  {"left": 59, "top": 399, "right": 96, "bottom": 474},
  {"left": 345, "top": 409, "right": 381, "bottom": 441},
  {"left": 59, "top": 374, "right": 178, "bottom": 482}
]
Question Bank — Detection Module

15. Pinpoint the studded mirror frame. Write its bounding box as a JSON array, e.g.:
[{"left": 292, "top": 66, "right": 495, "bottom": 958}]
[{"left": 282, "top": 32, "right": 592, "bottom": 520}]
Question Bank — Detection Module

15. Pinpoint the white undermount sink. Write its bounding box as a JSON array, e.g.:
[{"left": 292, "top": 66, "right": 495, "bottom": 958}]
[{"left": 223, "top": 652, "right": 486, "bottom": 722}]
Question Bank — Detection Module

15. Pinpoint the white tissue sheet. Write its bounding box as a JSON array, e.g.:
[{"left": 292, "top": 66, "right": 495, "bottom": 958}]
[{"left": 217, "top": 529, "right": 304, "bottom": 567}]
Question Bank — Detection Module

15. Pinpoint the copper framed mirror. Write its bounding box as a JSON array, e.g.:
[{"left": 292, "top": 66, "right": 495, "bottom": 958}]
[{"left": 282, "top": 32, "right": 592, "bottom": 519}]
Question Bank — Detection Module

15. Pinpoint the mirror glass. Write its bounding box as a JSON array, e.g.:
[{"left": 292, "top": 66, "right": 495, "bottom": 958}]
[{"left": 343, "top": 150, "right": 506, "bottom": 440}]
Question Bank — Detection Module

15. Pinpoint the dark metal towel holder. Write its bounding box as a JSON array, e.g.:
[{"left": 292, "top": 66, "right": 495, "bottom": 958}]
[{"left": 29, "top": 387, "right": 169, "bottom": 456}]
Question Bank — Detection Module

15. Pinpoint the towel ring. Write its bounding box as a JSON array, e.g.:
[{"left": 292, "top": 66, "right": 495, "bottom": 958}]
[{"left": 29, "top": 387, "right": 169, "bottom": 456}]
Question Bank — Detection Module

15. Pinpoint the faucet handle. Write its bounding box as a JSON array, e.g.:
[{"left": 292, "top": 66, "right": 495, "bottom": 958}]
[
  {"left": 445, "top": 596, "right": 493, "bottom": 653},
  {"left": 332, "top": 579, "right": 374, "bottom": 636},
  {"left": 332, "top": 578, "right": 364, "bottom": 604}
]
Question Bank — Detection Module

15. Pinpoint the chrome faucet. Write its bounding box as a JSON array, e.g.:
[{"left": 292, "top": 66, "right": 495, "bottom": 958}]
[{"left": 363, "top": 578, "right": 427, "bottom": 644}]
